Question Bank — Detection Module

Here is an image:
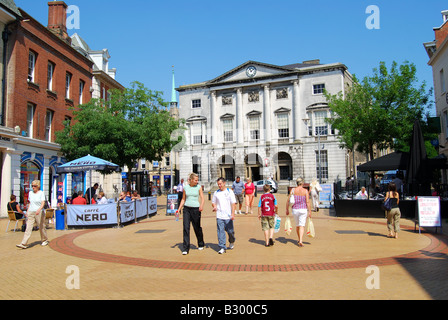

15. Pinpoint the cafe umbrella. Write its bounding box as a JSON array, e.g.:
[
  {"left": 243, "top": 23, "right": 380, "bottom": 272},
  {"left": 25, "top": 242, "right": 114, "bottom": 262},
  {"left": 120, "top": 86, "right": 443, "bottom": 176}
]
[
  {"left": 406, "top": 120, "right": 430, "bottom": 196},
  {"left": 56, "top": 154, "right": 121, "bottom": 200}
]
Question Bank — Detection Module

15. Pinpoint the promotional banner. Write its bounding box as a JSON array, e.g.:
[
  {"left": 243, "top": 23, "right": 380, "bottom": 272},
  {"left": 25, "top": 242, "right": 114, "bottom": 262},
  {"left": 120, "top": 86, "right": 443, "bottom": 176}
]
[
  {"left": 319, "top": 184, "right": 334, "bottom": 208},
  {"left": 120, "top": 201, "right": 135, "bottom": 223},
  {"left": 135, "top": 198, "right": 147, "bottom": 219},
  {"left": 148, "top": 197, "right": 157, "bottom": 215},
  {"left": 67, "top": 203, "right": 118, "bottom": 227},
  {"left": 166, "top": 194, "right": 179, "bottom": 215},
  {"left": 417, "top": 196, "right": 441, "bottom": 230}
]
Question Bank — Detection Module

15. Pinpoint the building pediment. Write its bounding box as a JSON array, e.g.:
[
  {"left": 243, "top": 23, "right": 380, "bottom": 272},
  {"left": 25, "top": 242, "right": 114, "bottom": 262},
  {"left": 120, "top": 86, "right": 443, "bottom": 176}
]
[
  {"left": 207, "top": 61, "right": 295, "bottom": 85},
  {"left": 220, "top": 113, "right": 235, "bottom": 120},
  {"left": 246, "top": 110, "right": 262, "bottom": 117},
  {"left": 186, "top": 115, "right": 207, "bottom": 122},
  {"left": 274, "top": 107, "right": 291, "bottom": 114}
]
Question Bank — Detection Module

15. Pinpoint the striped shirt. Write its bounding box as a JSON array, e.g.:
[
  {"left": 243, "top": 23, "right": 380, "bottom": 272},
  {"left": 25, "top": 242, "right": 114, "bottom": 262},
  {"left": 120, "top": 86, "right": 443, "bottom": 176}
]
[{"left": 292, "top": 195, "right": 307, "bottom": 210}]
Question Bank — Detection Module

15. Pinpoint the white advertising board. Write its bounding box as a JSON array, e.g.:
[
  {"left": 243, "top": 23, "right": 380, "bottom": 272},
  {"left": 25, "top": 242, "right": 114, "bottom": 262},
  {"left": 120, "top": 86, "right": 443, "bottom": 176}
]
[{"left": 417, "top": 196, "right": 441, "bottom": 230}]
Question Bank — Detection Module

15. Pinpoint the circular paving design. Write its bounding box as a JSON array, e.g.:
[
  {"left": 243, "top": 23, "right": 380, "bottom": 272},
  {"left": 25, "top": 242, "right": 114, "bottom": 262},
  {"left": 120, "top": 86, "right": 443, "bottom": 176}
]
[{"left": 49, "top": 216, "right": 448, "bottom": 272}]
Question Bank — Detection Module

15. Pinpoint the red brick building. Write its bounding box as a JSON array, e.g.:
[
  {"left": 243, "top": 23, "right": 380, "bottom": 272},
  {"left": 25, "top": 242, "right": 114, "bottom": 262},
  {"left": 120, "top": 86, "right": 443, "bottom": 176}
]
[
  {"left": 6, "top": 2, "right": 93, "bottom": 141},
  {"left": 0, "top": 1, "right": 94, "bottom": 216}
]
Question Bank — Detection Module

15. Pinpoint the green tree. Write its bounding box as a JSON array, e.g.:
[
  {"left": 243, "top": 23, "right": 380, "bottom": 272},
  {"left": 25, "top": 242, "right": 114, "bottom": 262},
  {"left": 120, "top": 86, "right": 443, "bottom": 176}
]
[
  {"left": 325, "top": 61, "right": 434, "bottom": 161},
  {"left": 55, "top": 81, "right": 183, "bottom": 175}
]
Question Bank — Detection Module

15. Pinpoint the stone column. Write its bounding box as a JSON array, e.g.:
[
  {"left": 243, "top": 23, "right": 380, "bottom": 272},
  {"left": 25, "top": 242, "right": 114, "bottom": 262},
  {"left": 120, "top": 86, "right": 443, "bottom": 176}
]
[
  {"left": 1, "top": 150, "right": 12, "bottom": 218},
  {"left": 236, "top": 88, "right": 244, "bottom": 145},
  {"left": 210, "top": 91, "right": 217, "bottom": 146},
  {"left": 292, "top": 80, "right": 300, "bottom": 141},
  {"left": 262, "top": 84, "right": 271, "bottom": 143}
]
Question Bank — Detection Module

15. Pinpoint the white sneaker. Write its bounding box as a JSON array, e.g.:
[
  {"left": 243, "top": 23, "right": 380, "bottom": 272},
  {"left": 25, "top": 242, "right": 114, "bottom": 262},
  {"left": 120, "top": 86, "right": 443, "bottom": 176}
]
[
  {"left": 16, "top": 244, "right": 28, "bottom": 249},
  {"left": 41, "top": 240, "right": 49, "bottom": 246},
  {"left": 228, "top": 243, "right": 234, "bottom": 250},
  {"left": 218, "top": 248, "right": 226, "bottom": 254},
  {"left": 182, "top": 251, "right": 188, "bottom": 255},
  {"left": 198, "top": 247, "right": 204, "bottom": 251}
]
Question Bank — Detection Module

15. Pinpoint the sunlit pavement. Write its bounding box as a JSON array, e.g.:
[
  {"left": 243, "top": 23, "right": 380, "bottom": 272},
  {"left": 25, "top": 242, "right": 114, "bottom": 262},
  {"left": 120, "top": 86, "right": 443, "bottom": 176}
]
[{"left": 1, "top": 193, "right": 447, "bottom": 300}]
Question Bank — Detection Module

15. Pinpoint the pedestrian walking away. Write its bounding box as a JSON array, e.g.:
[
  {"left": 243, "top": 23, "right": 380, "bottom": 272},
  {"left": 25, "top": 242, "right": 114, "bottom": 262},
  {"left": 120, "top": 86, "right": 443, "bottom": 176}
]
[
  {"left": 309, "top": 178, "right": 322, "bottom": 211},
  {"left": 384, "top": 182, "right": 401, "bottom": 239},
  {"left": 232, "top": 176, "right": 245, "bottom": 214},
  {"left": 212, "top": 177, "right": 236, "bottom": 254},
  {"left": 244, "top": 177, "right": 255, "bottom": 215},
  {"left": 258, "top": 184, "right": 278, "bottom": 247},
  {"left": 16, "top": 180, "right": 49, "bottom": 249},
  {"left": 286, "top": 178, "right": 311, "bottom": 247},
  {"left": 177, "top": 173, "right": 205, "bottom": 255}
]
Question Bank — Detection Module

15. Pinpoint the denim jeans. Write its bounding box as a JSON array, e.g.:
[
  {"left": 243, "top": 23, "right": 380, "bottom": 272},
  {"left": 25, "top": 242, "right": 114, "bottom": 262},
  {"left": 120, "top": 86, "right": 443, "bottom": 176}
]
[{"left": 217, "top": 218, "right": 235, "bottom": 250}]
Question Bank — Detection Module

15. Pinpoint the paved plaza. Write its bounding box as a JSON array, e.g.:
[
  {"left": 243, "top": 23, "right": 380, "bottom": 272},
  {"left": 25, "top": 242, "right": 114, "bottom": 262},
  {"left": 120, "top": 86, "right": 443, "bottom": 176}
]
[{"left": 1, "top": 193, "right": 447, "bottom": 301}]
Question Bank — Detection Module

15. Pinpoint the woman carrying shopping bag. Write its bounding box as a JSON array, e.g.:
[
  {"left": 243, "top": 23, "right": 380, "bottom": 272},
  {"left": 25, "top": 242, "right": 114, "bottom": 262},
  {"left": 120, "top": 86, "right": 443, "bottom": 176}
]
[{"left": 286, "top": 178, "right": 311, "bottom": 247}]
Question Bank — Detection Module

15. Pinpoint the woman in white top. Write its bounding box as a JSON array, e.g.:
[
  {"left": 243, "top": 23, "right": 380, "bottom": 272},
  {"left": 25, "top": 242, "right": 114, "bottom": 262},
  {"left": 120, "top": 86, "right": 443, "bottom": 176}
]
[
  {"left": 97, "top": 192, "right": 109, "bottom": 204},
  {"left": 16, "top": 180, "right": 49, "bottom": 249},
  {"left": 309, "top": 179, "right": 322, "bottom": 212}
]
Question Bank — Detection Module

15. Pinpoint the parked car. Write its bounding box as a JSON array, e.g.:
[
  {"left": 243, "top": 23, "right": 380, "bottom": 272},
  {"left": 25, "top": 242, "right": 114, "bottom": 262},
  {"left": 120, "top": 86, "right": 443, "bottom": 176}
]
[{"left": 255, "top": 179, "right": 278, "bottom": 193}]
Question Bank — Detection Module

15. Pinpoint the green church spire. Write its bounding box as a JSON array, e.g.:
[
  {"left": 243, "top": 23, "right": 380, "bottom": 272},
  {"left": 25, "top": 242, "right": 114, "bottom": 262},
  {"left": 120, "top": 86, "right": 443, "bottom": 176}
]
[{"left": 170, "top": 66, "right": 177, "bottom": 104}]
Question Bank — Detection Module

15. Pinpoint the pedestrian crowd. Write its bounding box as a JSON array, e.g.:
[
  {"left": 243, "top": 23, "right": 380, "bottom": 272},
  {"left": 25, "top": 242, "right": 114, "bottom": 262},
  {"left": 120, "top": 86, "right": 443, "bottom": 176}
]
[
  {"left": 10, "top": 175, "right": 401, "bottom": 252},
  {"left": 175, "top": 174, "right": 323, "bottom": 255}
]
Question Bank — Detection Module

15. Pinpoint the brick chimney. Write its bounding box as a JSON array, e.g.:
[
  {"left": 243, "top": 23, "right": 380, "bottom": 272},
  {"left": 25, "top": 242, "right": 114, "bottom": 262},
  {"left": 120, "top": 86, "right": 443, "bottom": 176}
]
[{"left": 47, "top": 1, "right": 71, "bottom": 44}]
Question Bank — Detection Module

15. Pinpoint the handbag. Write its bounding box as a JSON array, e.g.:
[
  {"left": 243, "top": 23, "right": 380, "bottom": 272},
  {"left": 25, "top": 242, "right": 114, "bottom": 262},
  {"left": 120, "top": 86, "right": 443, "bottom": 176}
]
[
  {"left": 289, "top": 188, "right": 295, "bottom": 205},
  {"left": 306, "top": 217, "right": 315, "bottom": 238},
  {"left": 381, "top": 198, "right": 392, "bottom": 211},
  {"left": 284, "top": 217, "right": 292, "bottom": 235}
]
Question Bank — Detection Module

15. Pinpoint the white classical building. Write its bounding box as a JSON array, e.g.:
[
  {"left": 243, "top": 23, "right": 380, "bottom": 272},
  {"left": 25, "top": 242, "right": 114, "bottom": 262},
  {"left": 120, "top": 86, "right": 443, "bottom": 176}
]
[{"left": 176, "top": 60, "right": 353, "bottom": 192}]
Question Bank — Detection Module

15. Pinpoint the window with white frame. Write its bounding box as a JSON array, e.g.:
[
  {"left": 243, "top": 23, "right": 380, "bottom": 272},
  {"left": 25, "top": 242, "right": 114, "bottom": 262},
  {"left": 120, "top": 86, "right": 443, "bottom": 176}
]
[
  {"left": 47, "top": 62, "right": 55, "bottom": 91},
  {"left": 65, "top": 72, "right": 72, "bottom": 99},
  {"left": 26, "top": 103, "right": 35, "bottom": 138},
  {"left": 28, "top": 51, "right": 36, "bottom": 82},
  {"left": 313, "top": 83, "right": 325, "bottom": 95},
  {"left": 192, "top": 99, "right": 201, "bottom": 109},
  {"left": 191, "top": 122, "right": 203, "bottom": 145},
  {"left": 249, "top": 116, "right": 260, "bottom": 140},
  {"left": 223, "top": 119, "right": 233, "bottom": 142},
  {"left": 314, "top": 111, "right": 328, "bottom": 135},
  {"left": 277, "top": 113, "right": 289, "bottom": 138},
  {"left": 192, "top": 156, "right": 202, "bottom": 181},
  {"left": 316, "top": 150, "right": 328, "bottom": 180},
  {"left": 441, "top": 69, "right": 446, "bottom": 93},
  {"left": 45, "top": 110, "right": 54, "bottom": 142},
  {"left": 79, "top": 80, "right": 85, "bottom": 104}
]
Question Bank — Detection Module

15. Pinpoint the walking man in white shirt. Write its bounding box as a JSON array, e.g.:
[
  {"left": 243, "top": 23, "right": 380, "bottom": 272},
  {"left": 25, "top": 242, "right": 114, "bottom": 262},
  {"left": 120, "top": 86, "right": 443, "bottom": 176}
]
[{"left": 212, "top": 177, "right": 236, "bottom": 254}]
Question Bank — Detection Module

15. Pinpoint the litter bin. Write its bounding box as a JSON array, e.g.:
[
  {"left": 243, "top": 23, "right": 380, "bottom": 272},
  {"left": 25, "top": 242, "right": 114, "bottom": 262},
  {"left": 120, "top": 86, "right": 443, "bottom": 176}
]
[{"left": 55, "top": 210, "right": 65, "bottom": 230}]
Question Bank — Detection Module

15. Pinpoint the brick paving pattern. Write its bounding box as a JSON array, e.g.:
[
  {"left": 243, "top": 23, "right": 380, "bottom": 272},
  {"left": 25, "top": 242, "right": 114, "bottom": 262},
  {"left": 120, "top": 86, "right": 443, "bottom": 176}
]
[{"left": 1, "top": 193, "right": 447, "bottom": 300}]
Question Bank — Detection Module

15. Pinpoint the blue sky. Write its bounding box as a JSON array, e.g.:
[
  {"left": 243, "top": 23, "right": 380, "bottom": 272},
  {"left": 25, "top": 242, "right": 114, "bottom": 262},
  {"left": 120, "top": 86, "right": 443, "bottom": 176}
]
[{"left": 14, "top": 0, "right": 448, "bottom": 113}]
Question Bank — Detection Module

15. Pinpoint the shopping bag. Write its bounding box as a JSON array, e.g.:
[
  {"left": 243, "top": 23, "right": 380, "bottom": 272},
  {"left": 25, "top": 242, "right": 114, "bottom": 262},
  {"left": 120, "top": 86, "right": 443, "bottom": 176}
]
[
  {"left": 274, "top": 215, "right": 281, "bottom": 233},
  {"left": 306, "top": 217, "right": 315, "bottom": 238},
  {"left": 284, "top": 217, "right": 292, "bottom": 235}
]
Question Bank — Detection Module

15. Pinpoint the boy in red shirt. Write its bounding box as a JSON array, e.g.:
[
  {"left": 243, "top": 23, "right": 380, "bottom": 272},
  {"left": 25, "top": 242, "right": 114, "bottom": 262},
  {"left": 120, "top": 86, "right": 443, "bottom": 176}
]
[{"left": 258, "top": 184, "right": 278, "bottom": 247}]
